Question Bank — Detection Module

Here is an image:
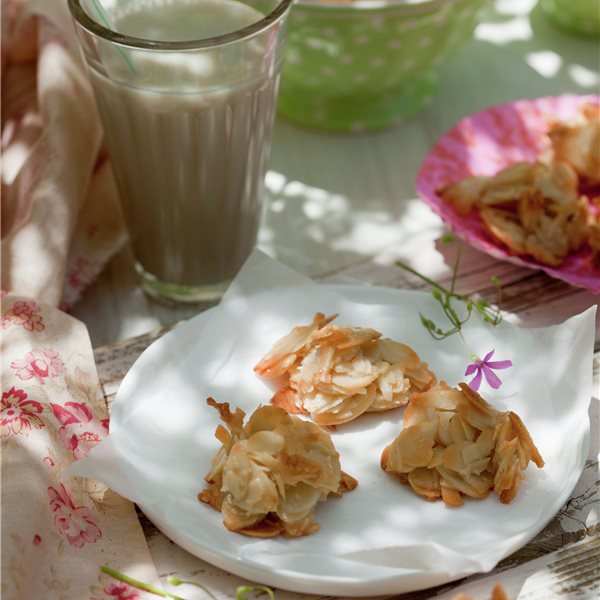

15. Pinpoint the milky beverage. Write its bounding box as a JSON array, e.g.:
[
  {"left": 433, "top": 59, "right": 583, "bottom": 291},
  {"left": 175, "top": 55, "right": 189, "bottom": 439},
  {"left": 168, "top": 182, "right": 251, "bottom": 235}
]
[{"left": 89, "top": 0, "right": 280, "bottom": 291}]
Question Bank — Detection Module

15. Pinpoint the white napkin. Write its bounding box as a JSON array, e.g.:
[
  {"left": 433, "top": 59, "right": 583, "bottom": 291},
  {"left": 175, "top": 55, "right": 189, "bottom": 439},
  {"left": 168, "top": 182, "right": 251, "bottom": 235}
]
[{"left": 68, "top": 250, "right": 596, "bottom": 596}]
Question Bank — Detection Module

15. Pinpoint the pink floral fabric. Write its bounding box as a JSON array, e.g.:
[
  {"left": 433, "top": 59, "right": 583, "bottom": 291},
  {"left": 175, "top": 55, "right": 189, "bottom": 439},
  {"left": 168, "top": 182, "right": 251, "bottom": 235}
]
[
  {"left": 1, "top": 295, "right": 159, "bottom": 599},
  {"left": 1, "top": 386, "right": 44, "bottom": 437},
  {"left": 51, "top": 399, "right": 108, "bottom": 459},
  {"left": 1, "top": 1, "right": 159, "bottom": 596},
  {"left": 1, "top": 300, "right": 45, "bottom": 331},
  {"left": 1, "top": 0, "right": 127, "bottom": 308},
  {"left": 48, "top": 483, "right": 103, "bottom": 548},
  {"left": 92, "top": 582, "right": 142, "bottom": 600},
  {"left": 11, "top": 347, "right": 65, "bottom": 384}
]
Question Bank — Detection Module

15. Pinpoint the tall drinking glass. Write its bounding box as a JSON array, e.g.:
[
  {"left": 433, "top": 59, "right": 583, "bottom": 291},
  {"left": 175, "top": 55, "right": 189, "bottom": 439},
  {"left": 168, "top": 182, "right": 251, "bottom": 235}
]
[{"left": 68, "top": 0, "right": 293, "bottom": 302}]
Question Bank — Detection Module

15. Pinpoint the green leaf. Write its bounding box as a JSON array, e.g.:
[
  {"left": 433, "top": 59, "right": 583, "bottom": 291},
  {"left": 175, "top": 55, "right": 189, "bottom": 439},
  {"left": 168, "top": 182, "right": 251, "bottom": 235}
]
[
  {"left": 447, "top": 307, "right": 460, "bottom": 322},
  {"left": 419, "top": 314, "right": 432, "bottom": 327},
  {"left": 475, "top": 298, "right": 489, "bottom": 311}
]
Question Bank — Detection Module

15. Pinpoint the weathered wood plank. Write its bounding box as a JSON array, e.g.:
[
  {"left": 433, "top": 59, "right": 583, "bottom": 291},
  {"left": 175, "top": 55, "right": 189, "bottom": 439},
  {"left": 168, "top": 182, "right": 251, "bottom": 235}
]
[
  {"left": 94, "top": 323, "right": 179, "bottom": 403},
  {"left": 317, "top": 248, "right": 600, "bottom": 334},
  {"left": 431, "top": 536, "right": 600, "bottom": 599}
]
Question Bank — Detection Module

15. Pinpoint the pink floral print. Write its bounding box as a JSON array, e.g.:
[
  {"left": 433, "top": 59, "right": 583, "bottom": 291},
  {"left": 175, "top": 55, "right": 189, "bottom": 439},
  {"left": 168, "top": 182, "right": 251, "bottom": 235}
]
[
  {"left": 100, "top": 582, "right": 141, "bottom": 599},
  {"left": 68, "top": 257, "right": 102, "bottom": 294},
  {"left": 1, "top": 300, "right": 45, "bottom": 331},
  {"left": 1, "top": 387, "right": 44, "bottom": 437},
  {"left": 50, "top": 401, "right": 108, "bottom": 459},
  {"left": 11, "top": 348, "right": 65, "bottom": 384},
  {"left": 48, "top": 484, "right": 102, "bottom": 548}
]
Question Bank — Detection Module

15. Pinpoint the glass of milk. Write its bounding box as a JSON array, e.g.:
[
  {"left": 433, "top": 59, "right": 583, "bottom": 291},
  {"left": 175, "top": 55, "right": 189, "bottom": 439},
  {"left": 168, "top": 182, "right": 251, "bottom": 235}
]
[{"left": 68, "top": 0, "right": 293, "bottom": 302}]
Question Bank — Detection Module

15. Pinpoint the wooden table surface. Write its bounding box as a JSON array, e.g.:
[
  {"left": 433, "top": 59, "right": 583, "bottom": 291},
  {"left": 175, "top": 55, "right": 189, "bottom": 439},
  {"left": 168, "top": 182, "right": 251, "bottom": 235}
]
[{"left": 73, "top": 0, "right": 599, "bottom": 597}]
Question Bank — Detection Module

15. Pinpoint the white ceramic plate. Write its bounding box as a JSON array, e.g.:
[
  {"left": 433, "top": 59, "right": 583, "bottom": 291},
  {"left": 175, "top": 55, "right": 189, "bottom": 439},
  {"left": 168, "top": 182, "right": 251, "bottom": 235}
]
[{"left": 75, "top": 276, "right": 594, "bottom": 596}]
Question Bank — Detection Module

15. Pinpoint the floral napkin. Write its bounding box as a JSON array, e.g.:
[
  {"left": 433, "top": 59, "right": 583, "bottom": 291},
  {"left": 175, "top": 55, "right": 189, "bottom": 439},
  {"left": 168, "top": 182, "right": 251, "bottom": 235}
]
[
  {"left": 1, "top": 0, "right": 159, "bottom": 597},
  {"left": 1, "top": 0, "right": 127, "bottom": 308},
  {"left": 1, "top": 295, "right": 159, "bottom": 600}
]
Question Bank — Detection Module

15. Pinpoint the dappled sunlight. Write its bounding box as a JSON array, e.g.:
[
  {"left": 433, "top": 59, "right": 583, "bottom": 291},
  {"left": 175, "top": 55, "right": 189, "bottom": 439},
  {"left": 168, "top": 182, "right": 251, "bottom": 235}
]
[
  {"left": 569, "top": 64, "right": 599, "bottom": 87},
  {"left": 357, "top": 224, "right": 455, "bottom": 290},
  {"left": 495, "top": 0, "right": 536, "bottom": 15},
  {"left": 330, "top": 204, "right": 443, "bottom": 255},
  {"left": 525, "top": 50, "right": 562, "bottom": 77},
  {"left": 588, "top": 504, "right": 599, "bottom": 527},
  {"left": 79, "top": 243, "right": 210, "bottom": 345},
  {"left": 442, "top": 0, "right": 599, "bottom": 99},
  {"left": 260, "top": 169, "right": 443, "bottom": 277},
  {"left": 524, "top": 45, "right": 599, "bottom": 88},
  {"left": 475, "top": 17, "right": 533, "bottom": 44},
  {"left": 527, "top": 8, "right": 600, "bottom": 90},
  {"left": 2, "top": 209, "right": 66, "bottom": 300},
  {"left": 2, "top": 127, "right": 39, "bottom": 186}
]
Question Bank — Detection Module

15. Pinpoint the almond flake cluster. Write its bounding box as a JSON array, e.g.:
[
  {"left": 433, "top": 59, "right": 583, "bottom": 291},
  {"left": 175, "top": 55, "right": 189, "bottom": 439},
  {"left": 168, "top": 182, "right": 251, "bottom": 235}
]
[
  {"left": 199, "top": 398, "right": 357, "bottom": 538},
  {"left": 381, "top": 382, "right": 544, "bottom": 506},
  {"left": 254, "top": 313, "right": 436, "bottom": 426}
]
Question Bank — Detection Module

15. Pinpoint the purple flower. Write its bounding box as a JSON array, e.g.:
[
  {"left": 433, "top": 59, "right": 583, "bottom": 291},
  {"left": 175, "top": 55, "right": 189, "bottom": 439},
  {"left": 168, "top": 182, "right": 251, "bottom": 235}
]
[{"left": 465, "top": 349, "right": 512, "bottom": 391}]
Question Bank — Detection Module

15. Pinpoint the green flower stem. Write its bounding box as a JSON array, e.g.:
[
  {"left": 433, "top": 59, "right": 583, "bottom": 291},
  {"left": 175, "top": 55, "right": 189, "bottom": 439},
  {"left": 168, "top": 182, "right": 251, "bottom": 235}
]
[
  {"left": 168, "top": 576, "right": 219, "bottom": 600},
  {"left": 396, "top": 261, "right": 461, "bottom": 297},
  {"left": 236, "top": 585, "right": 276, "bottom": 599},
  {"left": 449, "top": 240, "right": 460, "bottom": 293},
  {"left": 396, "top": 239, "right": 502, "bottom": 340},
  {"left": 396, "top": 260, "right": 471, "bottom": 305},
  {"left": 102, "top": 566, "right": 275, "bottom": 600},
  {"left": 101, "top": 566, "right": 186, "bottom": 599}
]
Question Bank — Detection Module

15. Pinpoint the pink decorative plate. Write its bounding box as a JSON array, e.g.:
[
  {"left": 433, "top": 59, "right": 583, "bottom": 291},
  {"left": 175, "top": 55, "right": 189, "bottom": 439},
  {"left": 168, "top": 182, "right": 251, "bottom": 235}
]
[{"left": 416, "top": 95, "right": 600, "bottom": 294}]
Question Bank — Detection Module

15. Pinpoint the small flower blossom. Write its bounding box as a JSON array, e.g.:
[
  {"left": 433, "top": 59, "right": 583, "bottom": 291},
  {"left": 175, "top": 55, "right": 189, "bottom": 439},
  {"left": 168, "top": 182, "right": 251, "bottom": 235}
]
[
  {"left": 0, "top": 387, "right": 45, "bottom": 437},
  {"left": 465, "top": 349, "right": 512, "bottom": 391},
  {"left": 1, "top": 300, "right": 45, "bottom": 331},
  {"left": 48, "top": 484, "right": 102, "bottom": 548},
  {"left": 102, "top": 582, "right": 140, "bottom": 599},
  {"left": 12, "top": 300, "right": 37, "bottom": 316},
  {"left": 11, "top": 348, "right": 65, "bottom": 384},
  {"left": 50, "top": 401, "right": 107, "bottom": 459}
]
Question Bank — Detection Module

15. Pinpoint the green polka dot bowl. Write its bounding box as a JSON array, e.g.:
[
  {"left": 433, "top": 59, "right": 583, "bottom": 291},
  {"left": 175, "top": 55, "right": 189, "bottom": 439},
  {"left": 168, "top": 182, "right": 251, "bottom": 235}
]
[
  {"left": 539, "top": 0, "right": 600, "bottom": 37},
  {"left": 278, "top": 0, "right": 487, "bottom": 132}
]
